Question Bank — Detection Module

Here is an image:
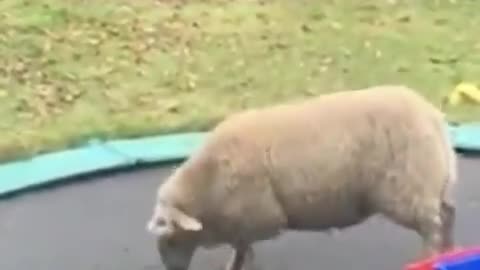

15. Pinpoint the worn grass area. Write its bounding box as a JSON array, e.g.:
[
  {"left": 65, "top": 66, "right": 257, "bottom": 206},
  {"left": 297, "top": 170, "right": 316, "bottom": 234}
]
[{"left": 1, "top": 0, "right": 480, "bottom": 162}]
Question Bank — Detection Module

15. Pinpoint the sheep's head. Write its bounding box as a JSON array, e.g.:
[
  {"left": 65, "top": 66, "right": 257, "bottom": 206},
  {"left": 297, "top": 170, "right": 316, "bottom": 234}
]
[{"left": 146, "top": 200, "right": 202, "bottom": 270}]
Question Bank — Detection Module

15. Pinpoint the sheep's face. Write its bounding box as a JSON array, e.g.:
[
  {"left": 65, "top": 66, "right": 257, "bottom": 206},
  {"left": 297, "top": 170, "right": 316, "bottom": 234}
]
[
  {"left": 147, "top": 203, "right": 203, "bottom": 270},
  {"left": 155, "top": 231, "right": 197, "bottom": 270}
]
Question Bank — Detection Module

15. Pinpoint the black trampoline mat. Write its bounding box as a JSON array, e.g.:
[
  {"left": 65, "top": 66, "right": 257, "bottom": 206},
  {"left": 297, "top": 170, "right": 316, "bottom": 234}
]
[{"left": 1, "top": 155, "right": 479, "bottom": 270}]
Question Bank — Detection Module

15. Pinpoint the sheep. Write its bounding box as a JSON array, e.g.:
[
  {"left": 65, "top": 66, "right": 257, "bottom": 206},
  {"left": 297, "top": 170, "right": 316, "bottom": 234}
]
[{"left": 146, "top": 85, "right": 458, "bottom": 270}]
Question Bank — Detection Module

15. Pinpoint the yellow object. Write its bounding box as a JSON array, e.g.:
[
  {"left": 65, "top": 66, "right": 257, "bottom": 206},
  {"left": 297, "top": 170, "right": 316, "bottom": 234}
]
[{"left": 447, "top": 82, "right": 480, "bottom": 106}]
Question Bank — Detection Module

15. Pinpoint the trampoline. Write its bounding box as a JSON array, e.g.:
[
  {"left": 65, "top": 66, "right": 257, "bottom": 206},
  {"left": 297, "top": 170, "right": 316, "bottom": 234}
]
[{"left": 0, "top": 153, "right": 479, "bottom": 270}]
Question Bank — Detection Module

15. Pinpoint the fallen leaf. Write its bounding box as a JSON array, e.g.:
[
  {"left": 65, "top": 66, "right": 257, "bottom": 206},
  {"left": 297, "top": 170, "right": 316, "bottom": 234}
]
[
  {"left": 428, "top": 55, "right": 459, "bottom": 64},
  {"left": 256, "top": 13, "right": 269, "bottom": 24},
  {"left": 42, "top": 41, "right": 52, "bottom": 53},
  {"left": 304, "top": 88, "right": 316, "bottom": 96},
  {"left": 52, "top": 106, "right": 63, "bottom": 115},
  {"left": 301, "top": 24, "right": 312, "bottom": 33},
  {"left": 322, "top": 57, "right": 333, "bottom": 64},
  {"left": 64, "top": 72, "right": 77, "bottom": 81},
  {"left": 188, "top": 80, "right": 196, "bottom": 89},
  {"left": 136, "top": 68, "right": 147, "bottom": 76},
  {"left": 396, "top": 14, "right": 411, "bottom": 23},
  {"left": 164, "top": 100, "right": 180, "bottom": 113},
  {"left": 0, "top": 90, "right": 8, "bottom": 98},
  {"left": 330, "top": 21, "right": 343, "bottom": 30},
  {"left": 64, "top": 94, "right": 74, "bottom": 102},
  {"left": 341, "top": 47, "right": 352, "bottom": 58},
  {"left": 434, "top": 18, "right": 449, "bottom": 26},
  {"left": 355, "top": 3, "right": 379, "bottom": 11},
  {"left": 310, "top": 12, "right": 325, "bottom": 21},
  {"left": 235, "top": 59, "right": 245, "bottom": 67},
  {"left": 142, "top": 25, "right": 156, "bottom": 34},
  {"left": 88, "top": 38, "right": 100, "bottom": 46},
  {"left": 396, "top": 64, "right": 410, "bottom": 73},
  {"left": 146, "top": 37, "right": 156, "bottom": 46},
  {"left": 17, "top": 112, "right": 35, "bottom": 119}
]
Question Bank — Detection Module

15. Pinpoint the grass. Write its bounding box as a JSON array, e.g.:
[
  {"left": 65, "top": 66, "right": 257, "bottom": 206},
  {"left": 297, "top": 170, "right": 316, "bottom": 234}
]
[{"left": 1, "top": 0, "right": 480, "bottom": 162}]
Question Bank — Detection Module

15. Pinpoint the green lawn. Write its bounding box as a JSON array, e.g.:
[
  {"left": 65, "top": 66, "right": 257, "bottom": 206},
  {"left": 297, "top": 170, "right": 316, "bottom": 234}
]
[{"left": 1, "top": 0, "right": 479, "bottom": 162}]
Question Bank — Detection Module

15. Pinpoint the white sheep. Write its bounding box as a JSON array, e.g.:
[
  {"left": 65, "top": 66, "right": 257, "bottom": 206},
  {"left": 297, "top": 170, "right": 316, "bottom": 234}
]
[{"left": 146, "top": 85, "right": 458, "bottom": 270}]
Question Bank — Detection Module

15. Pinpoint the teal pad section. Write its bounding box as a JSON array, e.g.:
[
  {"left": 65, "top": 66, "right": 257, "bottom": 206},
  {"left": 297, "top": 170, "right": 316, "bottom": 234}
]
[
  {"left": 448, "top": 123, "right": 480, "bottom": 151},
  {"left": 0, "top": 123, "right": 478, "bottom": 197},
  {"left": 0, "top": 140, "right": 130, "bottom": 196},
  {"left": 0, "top": 133, "right": 208, "bottom": 197},
  {"left": 104, "top": 132, "right": 206, "bottom": 163}
]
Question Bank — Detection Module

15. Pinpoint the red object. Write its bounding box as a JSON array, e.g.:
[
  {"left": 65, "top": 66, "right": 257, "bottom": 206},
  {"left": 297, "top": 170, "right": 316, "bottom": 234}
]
[{"left": 404, "top": 247, "right": 480, "bottom": 270}]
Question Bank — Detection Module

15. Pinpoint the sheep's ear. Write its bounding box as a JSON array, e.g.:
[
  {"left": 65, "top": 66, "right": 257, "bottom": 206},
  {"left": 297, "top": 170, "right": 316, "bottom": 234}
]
[{"left": 170, "top": 207, "right": 203, "bottom": 231}]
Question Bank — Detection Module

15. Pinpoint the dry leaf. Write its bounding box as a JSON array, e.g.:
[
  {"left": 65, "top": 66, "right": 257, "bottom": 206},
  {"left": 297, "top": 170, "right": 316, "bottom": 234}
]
[
  {"left": 42, "top": 41, "right": 52, "bottom": 53},
  {"left": 88, "top": 38, "right": 100, "bottom": 45},
  {"left": 330, "top": 21, "right": 343, "bottom": 30},
  {"left": 163, "top": 100, "right": 180, "bottom": 113},
  {"left": 0, "top": 90, "right": 8, "bottom": 98}
]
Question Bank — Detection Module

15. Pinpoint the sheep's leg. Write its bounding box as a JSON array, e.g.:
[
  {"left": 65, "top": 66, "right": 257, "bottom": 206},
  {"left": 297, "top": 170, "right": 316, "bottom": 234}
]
[
  {"left": 440, "top": 200, "right": 456, "bottom": 251},
  {"left": 381, "top": 202, "right": 445, "bottom": 259},
  {"left": 418, "top": 216, "right": 444, "bottom": 259},
  {"left": 419, "top": 200, "right": 456, "bottom": 257},
  {"left": 225, "top": 245, "right": 254, "bottom": 270}
]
